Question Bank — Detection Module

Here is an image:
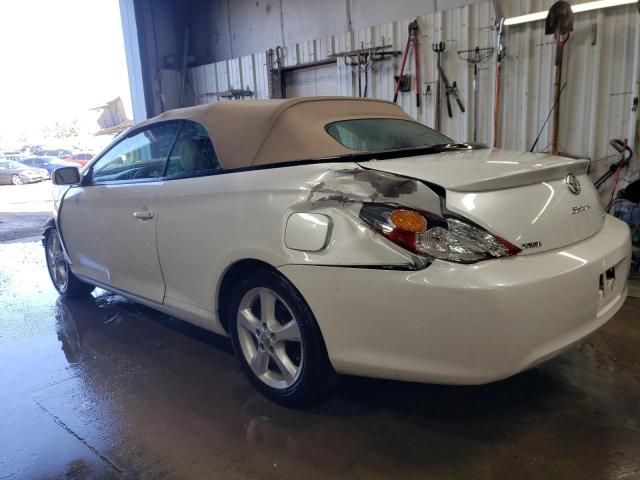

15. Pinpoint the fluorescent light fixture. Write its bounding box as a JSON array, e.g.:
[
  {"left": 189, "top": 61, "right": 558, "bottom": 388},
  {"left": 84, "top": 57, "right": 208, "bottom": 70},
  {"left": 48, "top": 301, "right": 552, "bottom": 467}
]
[
  {"left": 504, "top": 11, "right": 548, "bottom": 25},
  {"left": 504, "top": 0, "right": 637, "bottom": 26}
]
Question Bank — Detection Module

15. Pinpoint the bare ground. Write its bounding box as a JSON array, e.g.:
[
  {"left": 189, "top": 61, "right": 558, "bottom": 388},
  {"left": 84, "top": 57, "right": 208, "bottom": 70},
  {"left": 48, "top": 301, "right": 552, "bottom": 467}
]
[{"left": 0, "top": 181, "right": 53, "bottom": 242}]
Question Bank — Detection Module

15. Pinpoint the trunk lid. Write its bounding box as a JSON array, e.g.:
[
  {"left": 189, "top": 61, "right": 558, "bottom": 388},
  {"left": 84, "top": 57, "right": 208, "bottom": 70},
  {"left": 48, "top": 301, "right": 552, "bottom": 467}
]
[{"left": 357, "top": 148, "right": 605, "bottom": 254}]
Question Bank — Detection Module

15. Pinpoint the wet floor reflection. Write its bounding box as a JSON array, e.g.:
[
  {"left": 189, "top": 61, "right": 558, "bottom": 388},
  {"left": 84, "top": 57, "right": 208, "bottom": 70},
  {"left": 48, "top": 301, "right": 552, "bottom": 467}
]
[{"left": 2, "top": 241, "right": 640, "bottom": 479}]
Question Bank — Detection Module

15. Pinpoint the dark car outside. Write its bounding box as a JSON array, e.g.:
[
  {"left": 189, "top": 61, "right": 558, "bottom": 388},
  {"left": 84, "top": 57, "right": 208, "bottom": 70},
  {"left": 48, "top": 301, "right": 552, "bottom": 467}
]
[
  {"left": 40, "top": 148, "right": 74, "bottom": 159},
  {"left": 18, "top": 156, "right": 75, "bottom": 175}
]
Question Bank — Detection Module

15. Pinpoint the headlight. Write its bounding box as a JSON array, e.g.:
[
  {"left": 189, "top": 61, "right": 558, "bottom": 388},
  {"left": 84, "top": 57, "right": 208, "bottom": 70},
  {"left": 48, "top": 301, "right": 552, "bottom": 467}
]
[{"left": 359, "top": 204, "right": 520, "bottom": 264}]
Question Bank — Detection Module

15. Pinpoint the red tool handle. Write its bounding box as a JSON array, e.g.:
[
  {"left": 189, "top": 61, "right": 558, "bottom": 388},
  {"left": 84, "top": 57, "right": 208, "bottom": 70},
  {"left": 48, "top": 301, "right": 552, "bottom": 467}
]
[{"left": 393, "top": 40, "right": 411, "bottom": 104}]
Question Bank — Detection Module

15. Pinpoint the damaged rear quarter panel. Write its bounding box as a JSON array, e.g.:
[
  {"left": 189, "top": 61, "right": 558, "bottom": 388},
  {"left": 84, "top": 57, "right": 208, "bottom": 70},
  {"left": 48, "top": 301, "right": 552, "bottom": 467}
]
[
  {"left": 283, "top": 163, "right": 443, "bottom": 267},
  {"left": 154, "top": 162, "right": 443, "bottom": 330}
]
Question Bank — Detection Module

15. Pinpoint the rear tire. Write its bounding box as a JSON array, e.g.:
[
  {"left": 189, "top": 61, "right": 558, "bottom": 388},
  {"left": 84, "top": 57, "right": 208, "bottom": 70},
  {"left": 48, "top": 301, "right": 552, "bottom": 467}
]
[
  {"left": 45, "top": 228, "right": 94, "bottom": 298},
  {"left": 11, "top": 174, "right": 23, "bottom": 185},
  {"left": 228, "top": 269, "right": 338, "bottom": 407}
]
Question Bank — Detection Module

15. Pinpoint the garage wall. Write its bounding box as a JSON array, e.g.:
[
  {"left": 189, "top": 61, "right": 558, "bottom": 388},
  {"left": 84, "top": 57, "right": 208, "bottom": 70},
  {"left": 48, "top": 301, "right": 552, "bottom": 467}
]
[
  {"left": 188, "top": 1, "right": 640, "bottom": 177},
  {"left": 187, "top": 0, "right": 587, "bottom": 63},
  {"left": 284, "top": 62, "right": 340, "bottom": 97},
  {"left": 503, "top": 3, "right": 640, "bottom": 180}
]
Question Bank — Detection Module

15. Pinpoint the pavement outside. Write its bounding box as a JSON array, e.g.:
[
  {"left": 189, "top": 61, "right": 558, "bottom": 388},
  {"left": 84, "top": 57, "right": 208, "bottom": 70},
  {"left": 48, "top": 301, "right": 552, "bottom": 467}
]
[
  {"left": 0, "top": 182, "right": 53, "bottom": 243},
  {"left": 0, "top": 186, "right": 639, "bottom": 479}
]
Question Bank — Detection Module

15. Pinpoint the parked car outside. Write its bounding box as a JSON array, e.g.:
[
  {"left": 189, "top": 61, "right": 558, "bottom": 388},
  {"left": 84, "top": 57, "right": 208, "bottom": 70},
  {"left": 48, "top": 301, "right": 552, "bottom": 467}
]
[
  {"left": 64, "top": 152, "right": 94, "bottom": 167},
  {"left": 18, "top": 156, "right": 75, "bottom": 175},
  {"left": 41, "top": 148, "right": 74, "bottom": 159},
  {"left": 0, "top": 159, "right": 49, "bottom": 185},
  {"left": 1, "top": 152, "right": 31, "bottom": 163},
  {"left": 44, "top": 97, "right": 631, "bottom": 406}
]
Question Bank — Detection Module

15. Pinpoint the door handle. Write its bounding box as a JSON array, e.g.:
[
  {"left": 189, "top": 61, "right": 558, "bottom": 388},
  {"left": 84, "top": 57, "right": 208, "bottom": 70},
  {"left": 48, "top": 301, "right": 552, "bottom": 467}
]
[{"left": 133, "top": 210, "right": 155, "bottom": 220}]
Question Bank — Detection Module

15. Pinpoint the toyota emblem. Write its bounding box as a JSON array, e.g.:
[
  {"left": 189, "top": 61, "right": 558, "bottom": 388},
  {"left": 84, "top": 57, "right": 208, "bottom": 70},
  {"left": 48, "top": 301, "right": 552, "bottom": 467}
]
[{"left": 564, "top": 173, "right": 581, "bottom": 195}]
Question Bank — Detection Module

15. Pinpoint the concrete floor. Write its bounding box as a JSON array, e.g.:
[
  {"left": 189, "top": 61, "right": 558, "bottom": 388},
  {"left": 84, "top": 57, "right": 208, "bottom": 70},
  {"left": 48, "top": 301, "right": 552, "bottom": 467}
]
[{"left": 1, "top": 240, "right": 639, "bottom": 480}]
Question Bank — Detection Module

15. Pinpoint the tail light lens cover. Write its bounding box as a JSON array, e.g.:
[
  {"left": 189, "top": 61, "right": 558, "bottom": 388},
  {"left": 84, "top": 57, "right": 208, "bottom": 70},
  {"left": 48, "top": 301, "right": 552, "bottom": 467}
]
[{"left": 359, "top": 203, "right": 520, "bottom": 264}]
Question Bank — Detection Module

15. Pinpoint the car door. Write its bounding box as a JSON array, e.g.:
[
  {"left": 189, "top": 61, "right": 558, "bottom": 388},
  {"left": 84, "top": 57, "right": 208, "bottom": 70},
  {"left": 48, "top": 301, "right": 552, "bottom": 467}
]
[
  {"left": 155, "top": 121, "right": 225, "bottom": 325},
  {"left": 59, "top": 121, "right": 181, "bottom": 303}
]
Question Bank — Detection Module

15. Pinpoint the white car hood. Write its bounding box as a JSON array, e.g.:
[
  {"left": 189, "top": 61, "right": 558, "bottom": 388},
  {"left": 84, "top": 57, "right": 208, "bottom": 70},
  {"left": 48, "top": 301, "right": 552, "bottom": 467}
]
[{"left": 356, "top": 148, "right": 589, "bottom": 192}]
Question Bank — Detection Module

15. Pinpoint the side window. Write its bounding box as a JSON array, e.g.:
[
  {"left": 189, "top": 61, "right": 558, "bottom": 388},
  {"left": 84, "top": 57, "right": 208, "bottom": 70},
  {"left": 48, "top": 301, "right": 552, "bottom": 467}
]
[
  {"left": 90, "top": 122, "right": 180, "bottom": 183},
  {"left": 165, "top": 121, "right": 222, "bottom": 178}
]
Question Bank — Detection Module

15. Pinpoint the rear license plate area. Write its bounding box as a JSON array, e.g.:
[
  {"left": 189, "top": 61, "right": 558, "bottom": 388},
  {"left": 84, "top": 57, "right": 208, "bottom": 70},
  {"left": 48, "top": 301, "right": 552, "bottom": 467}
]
[{"left": 598, "top": 260, "right": 625, "bottom": 301}]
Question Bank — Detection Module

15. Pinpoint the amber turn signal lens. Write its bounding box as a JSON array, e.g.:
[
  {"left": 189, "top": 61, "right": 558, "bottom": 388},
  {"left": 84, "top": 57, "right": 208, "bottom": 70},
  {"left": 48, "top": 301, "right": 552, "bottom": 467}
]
[{"left": 390, "top": 209, "right": 427, "bottom": 233}]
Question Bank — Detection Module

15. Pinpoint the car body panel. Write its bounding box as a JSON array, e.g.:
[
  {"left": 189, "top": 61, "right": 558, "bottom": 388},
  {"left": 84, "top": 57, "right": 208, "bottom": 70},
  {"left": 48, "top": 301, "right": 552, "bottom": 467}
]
[
  {"left": 279, "top": 215, "right": 630, "bottom": 384},
  {"left": 154, "top": 163, "right": 434, "bottom": 333},
  {"left": 445, "top": 173, "right": 605, "bottom": 254},
  {"left": 360, "top": 152, "right": 604, "bottom": 255},
  {"left": 357, "top": 148, "right": 588, "bottom": 192},
  {"left": 59, "top": 182, "right": 165, "bottom": 303}
]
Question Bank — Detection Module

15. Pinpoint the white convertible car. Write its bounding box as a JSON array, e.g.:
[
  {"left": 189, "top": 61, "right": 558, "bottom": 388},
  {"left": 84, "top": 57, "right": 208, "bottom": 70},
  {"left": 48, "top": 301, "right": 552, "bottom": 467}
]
[{"left": 45, "top": 97, "right": 631, "bottom": 405}]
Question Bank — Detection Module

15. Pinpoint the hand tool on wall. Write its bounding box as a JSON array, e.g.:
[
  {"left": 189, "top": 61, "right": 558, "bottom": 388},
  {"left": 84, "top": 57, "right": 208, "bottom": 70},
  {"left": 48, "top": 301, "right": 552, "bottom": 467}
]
[
  {"left": 266, "top": 47, "right": 286, "bottom": 99},
  {"left": 545, "top": 1, "right": 574, "bottom": 156},
  {"left": 493, "top": 17, "right": 505, "bottom": 148},
  {"left": 200, "top": 88, "right": 253, "bottom": 100},
  {"left": 458, "top": 46, "right": 494, "bottom": 142},
  {"left": 393, "top": 19, "right": 421, "bottom": 108},
  {"left": 331, "top": 44, "right": 400, "bottom": 98},
  {"left": 433, "top": 42, "right": 465, "bottom": 123},
  {"left": 431, "top": 42, "right": 444, "bottom": 130}
]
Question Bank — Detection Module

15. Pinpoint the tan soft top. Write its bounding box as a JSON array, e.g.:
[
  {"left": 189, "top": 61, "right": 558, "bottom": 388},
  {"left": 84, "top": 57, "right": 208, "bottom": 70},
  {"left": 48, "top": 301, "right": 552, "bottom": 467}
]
[{"left": 134, "top": 97, "right": 413, "bottom": 170}]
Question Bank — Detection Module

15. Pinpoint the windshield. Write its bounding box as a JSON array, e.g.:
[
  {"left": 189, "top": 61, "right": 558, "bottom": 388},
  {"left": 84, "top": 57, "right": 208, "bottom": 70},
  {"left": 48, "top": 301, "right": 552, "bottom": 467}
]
[{"left": 325, "top": 118, "right": 453, "bottom": 153}]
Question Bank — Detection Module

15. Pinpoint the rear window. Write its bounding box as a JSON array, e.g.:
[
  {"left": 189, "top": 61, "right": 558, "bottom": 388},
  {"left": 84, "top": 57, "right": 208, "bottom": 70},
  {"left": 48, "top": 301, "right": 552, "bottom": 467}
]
[{"left": 325, "top": 118, "right": 452, "bottom": 153}]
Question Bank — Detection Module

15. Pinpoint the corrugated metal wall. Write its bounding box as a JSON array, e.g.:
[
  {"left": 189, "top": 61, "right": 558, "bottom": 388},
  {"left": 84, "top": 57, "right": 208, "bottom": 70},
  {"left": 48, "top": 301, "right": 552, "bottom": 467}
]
[
  {"left": 503, "top": 1, "right": 640, "bottom": 180},
  {"left": 188, "top": 1, "right": 640, "bottom": 176}
]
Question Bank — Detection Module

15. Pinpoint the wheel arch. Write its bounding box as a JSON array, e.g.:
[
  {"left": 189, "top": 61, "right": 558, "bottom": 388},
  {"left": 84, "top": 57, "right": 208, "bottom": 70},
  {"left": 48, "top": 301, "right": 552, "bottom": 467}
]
[
  {"left": 216, "top": 258, "right": 281, "bottom": 334},
  {"left": 42, "top": 217, "right": 56, "bottom": 246}
]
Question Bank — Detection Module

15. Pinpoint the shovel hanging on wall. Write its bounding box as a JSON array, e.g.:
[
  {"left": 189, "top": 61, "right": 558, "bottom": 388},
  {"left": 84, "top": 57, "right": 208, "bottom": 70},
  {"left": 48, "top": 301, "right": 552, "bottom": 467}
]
[{"left": 545, "top": 1, "right": 574, "bottom": 156}]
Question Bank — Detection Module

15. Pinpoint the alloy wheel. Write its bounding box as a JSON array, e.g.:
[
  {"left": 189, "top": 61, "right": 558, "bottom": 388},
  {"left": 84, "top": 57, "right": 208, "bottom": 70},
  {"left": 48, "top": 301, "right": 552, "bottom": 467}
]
[
  {"left": 46, "top": 232, "right": 69, "bottom": 291},
  {"left": 236, "top": 287, "right": 303, "bottom": 389},
  {"left": 11, "top": 174, "right": 23, "bottom": 185}
]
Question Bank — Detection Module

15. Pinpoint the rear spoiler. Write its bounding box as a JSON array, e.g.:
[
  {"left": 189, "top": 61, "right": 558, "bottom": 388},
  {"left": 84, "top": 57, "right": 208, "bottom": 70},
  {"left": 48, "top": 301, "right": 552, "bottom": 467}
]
[{"left": 446, "top": 159, "right": 589, "bottom": 192}]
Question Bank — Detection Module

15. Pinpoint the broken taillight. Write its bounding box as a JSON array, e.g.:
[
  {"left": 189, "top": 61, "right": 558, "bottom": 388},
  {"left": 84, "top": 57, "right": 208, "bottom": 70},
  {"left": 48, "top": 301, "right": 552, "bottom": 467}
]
[{"left": 359, "top": 203, "right": 520, "bottom": 264}]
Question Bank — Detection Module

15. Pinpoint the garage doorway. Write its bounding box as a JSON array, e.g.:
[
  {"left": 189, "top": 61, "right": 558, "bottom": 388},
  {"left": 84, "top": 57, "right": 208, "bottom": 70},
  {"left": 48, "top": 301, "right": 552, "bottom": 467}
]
[{"left": 283, "top": 62, "right": 338, "bottom": 98}]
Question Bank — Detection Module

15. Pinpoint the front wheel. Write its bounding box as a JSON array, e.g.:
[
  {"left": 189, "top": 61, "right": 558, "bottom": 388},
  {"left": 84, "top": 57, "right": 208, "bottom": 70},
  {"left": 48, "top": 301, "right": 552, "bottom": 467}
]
[
  {"left": 45, "top": 228, "right": 94, "bottom": 298},
  {"left": 229, "top": 270, "right": 337, "bottom": 407},
  {"left": 11, "top": 174, "right": 24, "bottom": 185}
]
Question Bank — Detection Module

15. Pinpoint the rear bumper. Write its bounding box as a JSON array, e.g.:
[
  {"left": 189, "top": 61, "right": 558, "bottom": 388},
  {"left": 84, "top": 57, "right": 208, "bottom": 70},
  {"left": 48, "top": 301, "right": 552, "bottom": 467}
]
[{"left": 279, "top": 215, "right": 631, "bottom": 384}]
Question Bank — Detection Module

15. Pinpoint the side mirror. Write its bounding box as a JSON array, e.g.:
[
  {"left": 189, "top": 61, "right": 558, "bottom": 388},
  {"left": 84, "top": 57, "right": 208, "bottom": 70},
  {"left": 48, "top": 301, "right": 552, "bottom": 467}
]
[{"left": 52, "top": 166, "right": 81, "bottom": 185}]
